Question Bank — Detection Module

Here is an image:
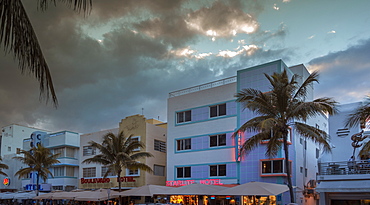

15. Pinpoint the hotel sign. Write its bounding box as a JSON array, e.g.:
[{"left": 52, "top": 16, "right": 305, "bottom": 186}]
[
  {"left": 81, "top": 176, "right": 135, "bottom": 184},
  {"left": 166, "top": 179, "right": 223, "bottom": 186}
]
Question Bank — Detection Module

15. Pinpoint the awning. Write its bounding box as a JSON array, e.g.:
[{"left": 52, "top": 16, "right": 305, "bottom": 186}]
[{"left": 316, "top": 180, "right": 370, "bottom": 192}]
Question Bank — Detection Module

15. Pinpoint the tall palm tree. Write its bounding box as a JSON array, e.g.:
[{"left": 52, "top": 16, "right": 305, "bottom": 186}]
[
  {"left": 234, "top": 70, "right": 337, "bottom": 203},
  {"left": 82, "top": 131, "right": 153, "bottom": 192},
  {"left": 0, "top": 0, "right": 92, "bottom": 106},
  {"left": 13, "top": 144, "right": 60, "bottom": 196},
  {"left": 345, "top": 96, "right": 370, "bottom": 157},
  {"left": 0, "top": 156, "right": 9, "bottom": 176}
]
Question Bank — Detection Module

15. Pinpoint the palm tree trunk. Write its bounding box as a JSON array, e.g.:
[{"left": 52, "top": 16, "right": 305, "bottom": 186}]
[
  {"left": 36, "top": 171, "right": 40, "bottom": 196},
  {"left": 283, "top": 136, "right": 294, "bottom": 203},
  {"left": 118, "top": 170, "right": 122, "bottom": 205}
]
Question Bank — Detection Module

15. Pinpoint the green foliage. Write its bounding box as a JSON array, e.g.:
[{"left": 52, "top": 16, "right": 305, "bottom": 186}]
[
  {"left": 82, "top": 131, "right": 153, "bottom": 191},
  {"left": 0, "top": 156, "right": 9, "bottom": 176},
  {"left": 234, "top": 69, "right": 338, "bottom": 203}
]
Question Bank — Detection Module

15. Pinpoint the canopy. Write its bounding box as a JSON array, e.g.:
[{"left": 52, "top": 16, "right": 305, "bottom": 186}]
[
  {"left": 316, "top": 180, "right": 370, "bottom": 192},
  {"left": 163, "top": 184, "right": 227, "bottom": 195},
  {"left": 213, "top": 181, "right": 289, "bottom": 196},
  {"left": 111, "top": 185, "right": 175, "bottom": 197},
  {"left": 74, "top": 189, "right": 120, "bottom": 201}
]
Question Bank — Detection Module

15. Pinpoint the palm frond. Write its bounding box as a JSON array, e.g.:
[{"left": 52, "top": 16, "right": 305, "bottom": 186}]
[
  {"left": 0, "top": 0, "right": 58, "bottom": 106},
  {"left": 294, "top": 122, "right": 331, "bottom": 153},
  {"left": 345, "top": 101, "right": 370, "bottom": 128},
  {"left": 38, "top": 0, "right": 92, "bottom": 14}
]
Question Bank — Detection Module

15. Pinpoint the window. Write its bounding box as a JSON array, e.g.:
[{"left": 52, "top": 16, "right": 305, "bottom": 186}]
[
  {"left": 53, "top": 186, "right": 63, "bottom": 191},
  {"left": 7, "top": 146, "right": 11, "bottom": 152},
  {"left": 83, "top": 167, "right": 96, "bottom": 178},
  {"left": 101, "top": 166, "right": 115, "bottom": 177},
  {"left": 177, "top": 138, "right": 191, "bottom": 151},
  {"left": 131, "top": 136, "right": 140, "bottom": 151},
  {"left": 177, "top": 110, "right": 192, "bottom": 123},
  {"left": 126, "top": 168, "right": 139, "bottom": 176},
  {"left": 177, "top": 167, "right": 191, "bottom": 178},
  {"left": 305, "top": 168, "right": 308, "bottom": 177},
  {"left": 154, "top": 140, "right": 166, "bottom": 153},
  {"left": 54, "top": 148, "right": 65, "bottom": 157},
  {"left": 210, "top": 103, "right": 226, "bottom": 118},
  {"left": 210, "top": 134, "right": 226, "bottom": 147},
  {"left": 316, "top": 148, "right": 320, "bottom": 159},
  {"left": 54, "top": 167, "right": 64, "bottom": 177},
  {"left": 154, "top": 165, "right": 165, "bottom": 176},
  {"left": 66, "top": 148, "right": 74, "bottom": 158},
  {"left": 66, "top": 167, "right": 74, "bottom": 177},
  {"left": 210, "top": 164, "right": 226, "bottom": 177},
  {"left": 261, "top": 159, "right": 291, "bottom": 175},
  {"left": 300, "top": 167, "right": 303, "bottom": 173},
  {"left": 83, "top": 146, "right": 96, "bottom": 156}
]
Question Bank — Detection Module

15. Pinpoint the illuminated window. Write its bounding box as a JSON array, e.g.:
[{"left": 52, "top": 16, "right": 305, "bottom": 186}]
[
  {"left": 261, "top": 159, "right": 291, "bottom": 176},
  {"left": 83, "top": 146, "right": 96, "bottom": 156},
  {"left": 177, "top": 138, "right": 191, "bottom": 151},
  {"left": 210, "top": 134, "right": 226, "bottom": 147},
  {"left": 177, "top": 110, "right": 192, "bottom": 123},
  {"left": 210, "top": 104, "right": 226, "bottom": 118},
  {"left": 210, "top": 164, "right": 226, "bottom": 176},
  {"left": 154, "top": 140, "right": 166, "bottom": 153},
  {"left": 177, "top": 167, "right": 191, "bottom": 178},
  {"left": 83, "top": 167, "right": 96, "bottom": 178}
]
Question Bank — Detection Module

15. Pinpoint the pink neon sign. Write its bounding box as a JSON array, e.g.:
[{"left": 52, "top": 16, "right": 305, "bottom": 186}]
[{"left": 166, "top": 179, "right": 223, "bottom": 186}]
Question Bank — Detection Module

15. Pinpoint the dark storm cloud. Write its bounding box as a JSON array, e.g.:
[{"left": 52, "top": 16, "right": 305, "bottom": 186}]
[
  {"left": 308, "top": 38, "right": 370, "bottom": 104},
  {"left": 0, "top": 0, "right": 321, "bottom": 133}
]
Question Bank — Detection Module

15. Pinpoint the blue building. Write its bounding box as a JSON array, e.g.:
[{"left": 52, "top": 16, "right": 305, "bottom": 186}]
[{"left": 167, "top": 60, "right": 326, "bottom": 205}]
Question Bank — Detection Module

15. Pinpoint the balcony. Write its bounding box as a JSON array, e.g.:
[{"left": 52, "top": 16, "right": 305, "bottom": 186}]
[{"left": 318, "top": 160, "right": 370, "bottom": 181}]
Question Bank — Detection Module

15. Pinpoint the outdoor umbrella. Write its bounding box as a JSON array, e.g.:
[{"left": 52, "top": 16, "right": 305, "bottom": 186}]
[
  {"left": 111, "top": 185, "right": 175, "bottom": 197},
  {"left": 74, "top": 189, "right": 120, "bottom": 201},
  {"left": 0, "top": 192, "right": 15, "bottom": 199},
  {"left": 163, "top": 183, "right": 227, "bottom": 195},
  {"left": 213, "top": 181, "right": 289, "bottom": 196},
  {"left": 15, "top": 191, "right": 37, "bottom": 199}
]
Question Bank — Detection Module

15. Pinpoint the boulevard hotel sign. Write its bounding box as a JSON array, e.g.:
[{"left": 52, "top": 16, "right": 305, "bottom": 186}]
[{"left": 80, "top": 176, "right": 135, "bottom": 189}]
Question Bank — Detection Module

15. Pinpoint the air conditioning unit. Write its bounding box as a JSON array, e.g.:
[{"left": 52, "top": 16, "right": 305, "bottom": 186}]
[{"left": 307, "top": 179, "right": 317, "bottom": 188}]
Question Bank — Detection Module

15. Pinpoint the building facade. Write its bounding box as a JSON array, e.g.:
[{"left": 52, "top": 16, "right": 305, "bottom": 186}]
[
  {"left": 316, "top": 102, "right": 370, "bottom": 204},
  {"left": 79, "top": 115, "right": 167, "bottom": 195},
  {"left": 167, "top": 60, "right": 325, "bottom": 205}
]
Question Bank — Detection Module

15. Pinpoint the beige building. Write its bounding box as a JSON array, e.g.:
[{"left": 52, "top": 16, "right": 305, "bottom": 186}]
[{"left": 79, "top": 115, "right": 167, "bottom": 191}]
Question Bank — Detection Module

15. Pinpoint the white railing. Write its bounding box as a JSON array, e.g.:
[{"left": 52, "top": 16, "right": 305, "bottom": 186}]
[{"left": 169, "top": 76, "right": 237, "bottom": 98}]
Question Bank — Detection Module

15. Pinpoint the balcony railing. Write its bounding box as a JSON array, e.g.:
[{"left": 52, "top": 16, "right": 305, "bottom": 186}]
[
  {"left": 319, "top": 160, "right": 370, "bottom": 175},
  {"left": 169, "top": 76, "right": 237, "bottom": 98}
]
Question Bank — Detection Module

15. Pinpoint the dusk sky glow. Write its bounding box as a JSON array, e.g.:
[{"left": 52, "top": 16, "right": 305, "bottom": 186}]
[{"left": 1, "top": 0, "right": 370, "bottom": 133}]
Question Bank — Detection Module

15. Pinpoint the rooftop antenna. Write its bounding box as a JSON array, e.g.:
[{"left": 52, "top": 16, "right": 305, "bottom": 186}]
[{"left": 141, "top": 108, "right": 144, "bottom": 115}]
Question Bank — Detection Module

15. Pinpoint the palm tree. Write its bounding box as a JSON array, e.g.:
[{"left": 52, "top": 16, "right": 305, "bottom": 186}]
[
  {"left": 82, "top": 131, "right": 153, "bottom": 192},
  {"left": 0, "top": 0, "right": 92, "bottom": 106},
  {"left": 345, "top": 96, "right": 370, "bottom": 157},
  {"left": 233, "top": 69, "right": 337, "bottom": 203},
  {"left": 13, "top": 144, "right": 60, "bottom": 196},
  {"left": 0, "top": 156, "right": 9, "bottom": 176}
]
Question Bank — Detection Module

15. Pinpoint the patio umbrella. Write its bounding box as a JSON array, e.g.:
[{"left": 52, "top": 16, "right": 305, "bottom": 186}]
[
  {"left": 33, "top": 190, "right": 71, "bottom": 200},
  {"left": 163, "top": 183, "right": 227, "bottom": 195},
  {"left": 0, "top": 192, "right": 15, "bottom": 199},
  {"left": 74, "top": 189, "right": 120, "bottom": 201},
  {"left": 15, "top": 191, "right": 37, "bottom": 199},
  {"left": 111, "top": 185, "right": 175, "bottom": 197},
  {"left": 213, "top": 181, "right": 289, "bottom": 196}
]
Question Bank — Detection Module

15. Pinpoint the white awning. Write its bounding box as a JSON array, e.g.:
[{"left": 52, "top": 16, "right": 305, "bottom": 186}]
[{"left": 316, "top": 180, "right": 370, "bottom": 192}]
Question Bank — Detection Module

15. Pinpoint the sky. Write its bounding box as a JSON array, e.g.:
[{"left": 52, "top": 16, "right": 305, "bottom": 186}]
[{"left": 1, "top": 0, "right": 370, "bottom": 134}]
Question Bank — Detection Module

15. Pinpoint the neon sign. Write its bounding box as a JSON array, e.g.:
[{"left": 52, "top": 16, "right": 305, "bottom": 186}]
[
  {"left": 3, "top": 178, "right": 9, "bottom": 186},
  {"left": 166, "top": 179, "right": 223, "bottom": 186}
]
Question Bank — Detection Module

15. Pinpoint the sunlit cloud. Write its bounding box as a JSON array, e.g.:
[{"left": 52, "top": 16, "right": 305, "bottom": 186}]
[
  {"left": 308, "top": 35, "right": 315, "bottom": 39},
  {"left": 185, "top": 1, "right": 259, "bottom": 38},
  {"left": 170, "top": 47, "right": 196, "bottom": 57},
  {"left": 273, "top": 4, "right": 280, "bottom": 10},
  {"left": 283, "top": 0, "right": 291, "bottom": 2},
  {"left": 328, "top": 30, "right": 336, "bottom": 34},
  {"left": 217, "top": 44, "right": 258, "bottom": 58}
]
